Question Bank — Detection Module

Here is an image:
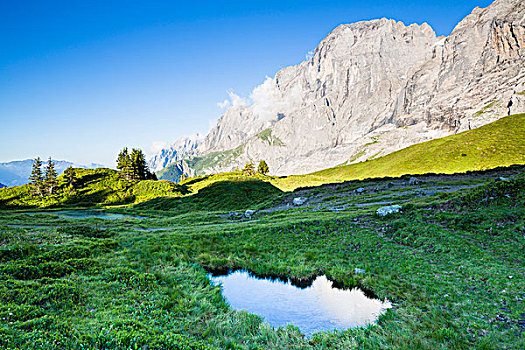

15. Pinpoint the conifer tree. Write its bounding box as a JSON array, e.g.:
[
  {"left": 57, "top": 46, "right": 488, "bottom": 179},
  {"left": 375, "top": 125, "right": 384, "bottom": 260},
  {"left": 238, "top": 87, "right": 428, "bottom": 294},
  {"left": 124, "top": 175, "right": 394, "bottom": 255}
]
[
  {"left": 242, "top": 161, "right": 256, "bottom": 176},
  {"left": 257, "top": 160, "right": 269, "bottom": 175},
  {"left": 63, "top": 166, "right": 76, "bottom": 194},
  {"left": 122, "top": 156, "right": 133, "bottom": 180},
  {"left": 117, "top": 148, "right": 133, "bottom": 180},
  {"left": 146, "top": 170, "right": 157, "bottom": 181},
  {"left": 44, "top": 157, "right": 58, "bottom": 195},
  {"left": 116, "top": 148, "right": 129, "bottom": 171},
  {"left": 116, "top": 147, "right": 153, "bottom": 181},
  {"left": 29, "top": 157, "right": 43, "bottom": 197},
  {"left": 130, "top": 148, "right": 147, "bottom": 180}
]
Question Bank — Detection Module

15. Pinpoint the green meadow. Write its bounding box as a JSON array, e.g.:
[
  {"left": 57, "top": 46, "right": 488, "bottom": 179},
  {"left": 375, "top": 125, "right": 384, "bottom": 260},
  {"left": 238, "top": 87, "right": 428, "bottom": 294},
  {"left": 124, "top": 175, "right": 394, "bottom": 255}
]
[{"left": 0, "top": 114, "right": 524, "bottom": 349}]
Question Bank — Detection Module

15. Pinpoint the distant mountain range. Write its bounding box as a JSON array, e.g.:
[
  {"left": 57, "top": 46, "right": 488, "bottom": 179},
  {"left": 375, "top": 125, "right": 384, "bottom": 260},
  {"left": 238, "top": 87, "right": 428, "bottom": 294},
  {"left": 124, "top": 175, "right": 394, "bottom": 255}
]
[
  {"left": 152, "top": 0, "right": 525, "bottom": 180},
  {"left": 0, "top": 159, "right": 105, "bottom": 187}
]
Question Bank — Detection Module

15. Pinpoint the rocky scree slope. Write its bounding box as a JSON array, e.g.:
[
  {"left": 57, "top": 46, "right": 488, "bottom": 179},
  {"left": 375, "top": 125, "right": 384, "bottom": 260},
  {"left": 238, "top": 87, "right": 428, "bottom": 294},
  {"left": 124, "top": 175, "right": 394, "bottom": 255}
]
[{"left": 152, "top": 0, "right": 525, "bottom": 178}]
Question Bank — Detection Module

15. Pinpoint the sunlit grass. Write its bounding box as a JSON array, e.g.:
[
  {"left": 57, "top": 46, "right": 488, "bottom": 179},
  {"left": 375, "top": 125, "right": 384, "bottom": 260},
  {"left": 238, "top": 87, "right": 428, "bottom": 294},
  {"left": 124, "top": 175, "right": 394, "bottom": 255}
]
[{"left": 0, "top": 168, "right": 524, "bottom": 349}]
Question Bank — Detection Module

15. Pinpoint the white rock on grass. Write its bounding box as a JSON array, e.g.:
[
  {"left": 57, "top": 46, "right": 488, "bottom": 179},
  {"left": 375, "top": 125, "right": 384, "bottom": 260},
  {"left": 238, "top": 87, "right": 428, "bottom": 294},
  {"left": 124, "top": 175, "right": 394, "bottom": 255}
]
[
  {"left": 376, "top": 205, "right": 402, "bottom": 217},
  {"left": 293, "top": 197, "right": 308, "bottom": 206},
  {"left": 244, "top": 210, "right": 255, "bottom": 218},
  {"left": 408, "top": 177, "right": 422, "bottom": 185}
]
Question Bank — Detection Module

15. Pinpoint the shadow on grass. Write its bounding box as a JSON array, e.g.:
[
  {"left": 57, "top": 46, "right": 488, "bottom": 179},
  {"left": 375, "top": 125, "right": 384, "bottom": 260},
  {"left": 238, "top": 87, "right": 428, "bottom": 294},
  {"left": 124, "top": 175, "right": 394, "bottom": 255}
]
[{"left": 136, "top": 180, "right": 283, "bottom": 213}]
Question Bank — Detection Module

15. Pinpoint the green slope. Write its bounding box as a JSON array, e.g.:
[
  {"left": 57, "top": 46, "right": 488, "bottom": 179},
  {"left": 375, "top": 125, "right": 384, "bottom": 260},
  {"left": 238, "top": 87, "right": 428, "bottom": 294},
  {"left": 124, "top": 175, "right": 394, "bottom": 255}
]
[
  {"left": 136, "top": 174, "right": 282, "bottom": 213},
  {"left": 2, "top": 114, "right": 522, "bottom": 208},
  {"left": 0, "top": 167, "right": 281, "bottom": 212},
  {"left": 273, "top": 113, "right": 525, "bottom": 190},
  {"left": 0, "top": 168, "right": 186, "bottom": 209}
]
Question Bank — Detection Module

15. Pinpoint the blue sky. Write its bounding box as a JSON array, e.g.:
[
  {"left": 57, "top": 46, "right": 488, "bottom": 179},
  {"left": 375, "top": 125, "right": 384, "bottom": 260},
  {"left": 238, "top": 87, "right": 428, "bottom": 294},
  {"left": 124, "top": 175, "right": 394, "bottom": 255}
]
[{"left": 0, "top": 0, "right": 493, "bottom": 167}]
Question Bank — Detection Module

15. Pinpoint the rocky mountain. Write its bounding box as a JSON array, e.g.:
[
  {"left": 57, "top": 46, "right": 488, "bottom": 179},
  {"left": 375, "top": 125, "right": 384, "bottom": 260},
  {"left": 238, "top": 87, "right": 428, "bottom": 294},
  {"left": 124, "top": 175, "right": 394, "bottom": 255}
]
[
  {"left": 152, "top": 0, "right": 525, "bottom": 178},
  {"left": 0, "top": 160, "right": 105, "bottom": 187},
  {"left": 149, "top": 135, "right": 202, "bottom": 172}
]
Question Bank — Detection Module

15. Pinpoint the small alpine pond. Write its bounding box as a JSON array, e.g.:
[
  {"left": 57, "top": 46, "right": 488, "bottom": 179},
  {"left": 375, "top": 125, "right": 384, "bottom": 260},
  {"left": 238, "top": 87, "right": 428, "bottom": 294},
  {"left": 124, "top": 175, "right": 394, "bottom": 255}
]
[{"left": 209, "top": 270, "right": 391, "bottom": 336}]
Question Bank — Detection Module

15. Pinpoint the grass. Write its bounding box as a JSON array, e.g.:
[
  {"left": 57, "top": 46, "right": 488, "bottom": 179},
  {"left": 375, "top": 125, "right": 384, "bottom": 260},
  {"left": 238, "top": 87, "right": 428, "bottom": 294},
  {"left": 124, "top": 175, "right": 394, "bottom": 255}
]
[
  {"left": 473, "top": 101, "right": 499, "bottom": 117},
  {"left": 0, "top": 168, "right": 276, "bottom": 212},
  {"left": 134, "top": 177, "right": 283, "bottom": 213},
  {"left": 0, "top": 168, "right": 523, "bottom": 349},
  {"left": 1, "top": 114, "right": 524, "bottom": 348},
  {"left": 0, "top": 168, "right": 186, "bottom": 209},
  {"left": 272, "top": 113, "right": 525, "bottom": 190}
]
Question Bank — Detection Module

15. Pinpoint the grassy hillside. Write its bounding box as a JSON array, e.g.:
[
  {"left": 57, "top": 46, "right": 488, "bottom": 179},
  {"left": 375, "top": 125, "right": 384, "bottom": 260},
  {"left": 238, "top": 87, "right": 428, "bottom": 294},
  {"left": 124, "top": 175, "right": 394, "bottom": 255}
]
[
  {"left": 0, "top": 168, "right": 281, "bottom": 212},
  {"left": 0, "top": 168, "right": 186, "bottom": 209},
  {"left": 1, "top": 168, "right": 523, "bottom": 349},
  {"left": 3, "top": 114, "right": 523, "bottom": 209},
  {"left": 136, "top": 173, "right": 283, "bottom": 213},
  {"left": 273, "top": 113, "right": 525, "bottom": 190}
]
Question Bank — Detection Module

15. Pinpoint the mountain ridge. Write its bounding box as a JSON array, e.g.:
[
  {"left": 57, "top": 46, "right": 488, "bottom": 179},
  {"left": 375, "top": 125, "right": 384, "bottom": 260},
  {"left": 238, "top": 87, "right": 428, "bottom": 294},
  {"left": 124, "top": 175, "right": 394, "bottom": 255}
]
[
  {"left": 0, "top": 159, "right": 105, "bottom": 187},
  {"left": 272, "top": 113, "right": 525, "bottom": 190},
  {"left": 152, "top": 0, "right": 525, "bottom": 178}
]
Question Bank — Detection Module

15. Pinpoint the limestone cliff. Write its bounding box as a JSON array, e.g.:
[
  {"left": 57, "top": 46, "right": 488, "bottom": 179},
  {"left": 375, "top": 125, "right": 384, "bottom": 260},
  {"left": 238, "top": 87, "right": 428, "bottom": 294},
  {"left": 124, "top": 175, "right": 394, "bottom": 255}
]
[{"left": 151, "top": 0, "right": 525, "bottom": 177}]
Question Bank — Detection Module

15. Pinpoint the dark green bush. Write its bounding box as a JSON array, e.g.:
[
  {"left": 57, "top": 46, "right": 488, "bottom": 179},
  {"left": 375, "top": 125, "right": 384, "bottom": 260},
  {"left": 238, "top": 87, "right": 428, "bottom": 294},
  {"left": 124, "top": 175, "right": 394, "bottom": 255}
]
[{"left": 0, "top": 244, "right": 38, "bottom": 262}]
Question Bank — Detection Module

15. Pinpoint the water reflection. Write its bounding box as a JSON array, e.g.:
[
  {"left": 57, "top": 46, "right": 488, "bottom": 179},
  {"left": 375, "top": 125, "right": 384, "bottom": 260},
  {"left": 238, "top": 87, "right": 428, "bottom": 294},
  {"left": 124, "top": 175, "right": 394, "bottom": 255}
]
[{"left": 210, "top": 270, "right": 391, "bottom": 336}]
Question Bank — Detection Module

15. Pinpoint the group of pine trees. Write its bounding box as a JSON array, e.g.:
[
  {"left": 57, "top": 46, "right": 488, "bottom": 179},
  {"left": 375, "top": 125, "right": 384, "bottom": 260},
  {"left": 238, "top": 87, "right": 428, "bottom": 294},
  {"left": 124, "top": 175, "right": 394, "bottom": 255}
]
[
  {"left": 116, "top": 148, "right": 157, "bottom": 181},
  {"left": 29, "top": 151, "right": 262, "bottom": 197},
  {"left": 29, "top": 157, "right": 65, "bottom": 197},
  {"left": 242, "top": 160, "right": 269, "bottom": 176}
]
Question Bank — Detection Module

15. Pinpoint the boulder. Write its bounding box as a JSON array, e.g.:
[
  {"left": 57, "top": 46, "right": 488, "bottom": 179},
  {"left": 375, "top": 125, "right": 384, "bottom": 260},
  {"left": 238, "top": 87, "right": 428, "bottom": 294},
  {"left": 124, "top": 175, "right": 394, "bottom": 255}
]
[
  {"left": 244, "top": 210, "right": 255, "bottom": 218},
  {"left": 293, "top": 197, "right": 308, "bottom": 206},
  {"left": 354, "top": 268, "right": 365, "bottom": 274},
  {"left": 355, "top": 187, "right": 365, "bottom": 193},
  {"left": 408, "top": 177, "right": 422, "bottom": 185},
  {"left": 376, "top": 205, "right": 402, "bottom": 217}
]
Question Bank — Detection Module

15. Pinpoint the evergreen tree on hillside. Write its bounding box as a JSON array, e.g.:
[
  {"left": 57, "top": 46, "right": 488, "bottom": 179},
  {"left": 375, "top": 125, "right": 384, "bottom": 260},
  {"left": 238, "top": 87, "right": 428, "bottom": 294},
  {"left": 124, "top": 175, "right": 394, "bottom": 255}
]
[
  {"left": 121, "top": 156, "right": 133, "bottom": 180},
  {"left": 29, "top": 157, "right": 44, "bottom": 197},
  {"left": 146, "top": 170, "right": 157, "bottom": 181},
  {"left": 242, "top": 161, "right": 256, "bottom": 176},
  {"left": 130, "top": 148, "right": 147, "bottom": 180},
  {"left": 63, "top": 166, "right": 77, "bottom": 194},
  {"left": 116, "top": 147, "right": 154, "bottom": 181},
  {"left": 44, "top": 157, "right": 58, "bottom": 195},
  {"left": 257, "top": 160, "right": 269, "bottom": 175},
  {"left": 116, "top": 148, "right": 129, "bottom": 171},
  {"left": 117, "top": 148, "right": 133, "bottom": 180}
]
